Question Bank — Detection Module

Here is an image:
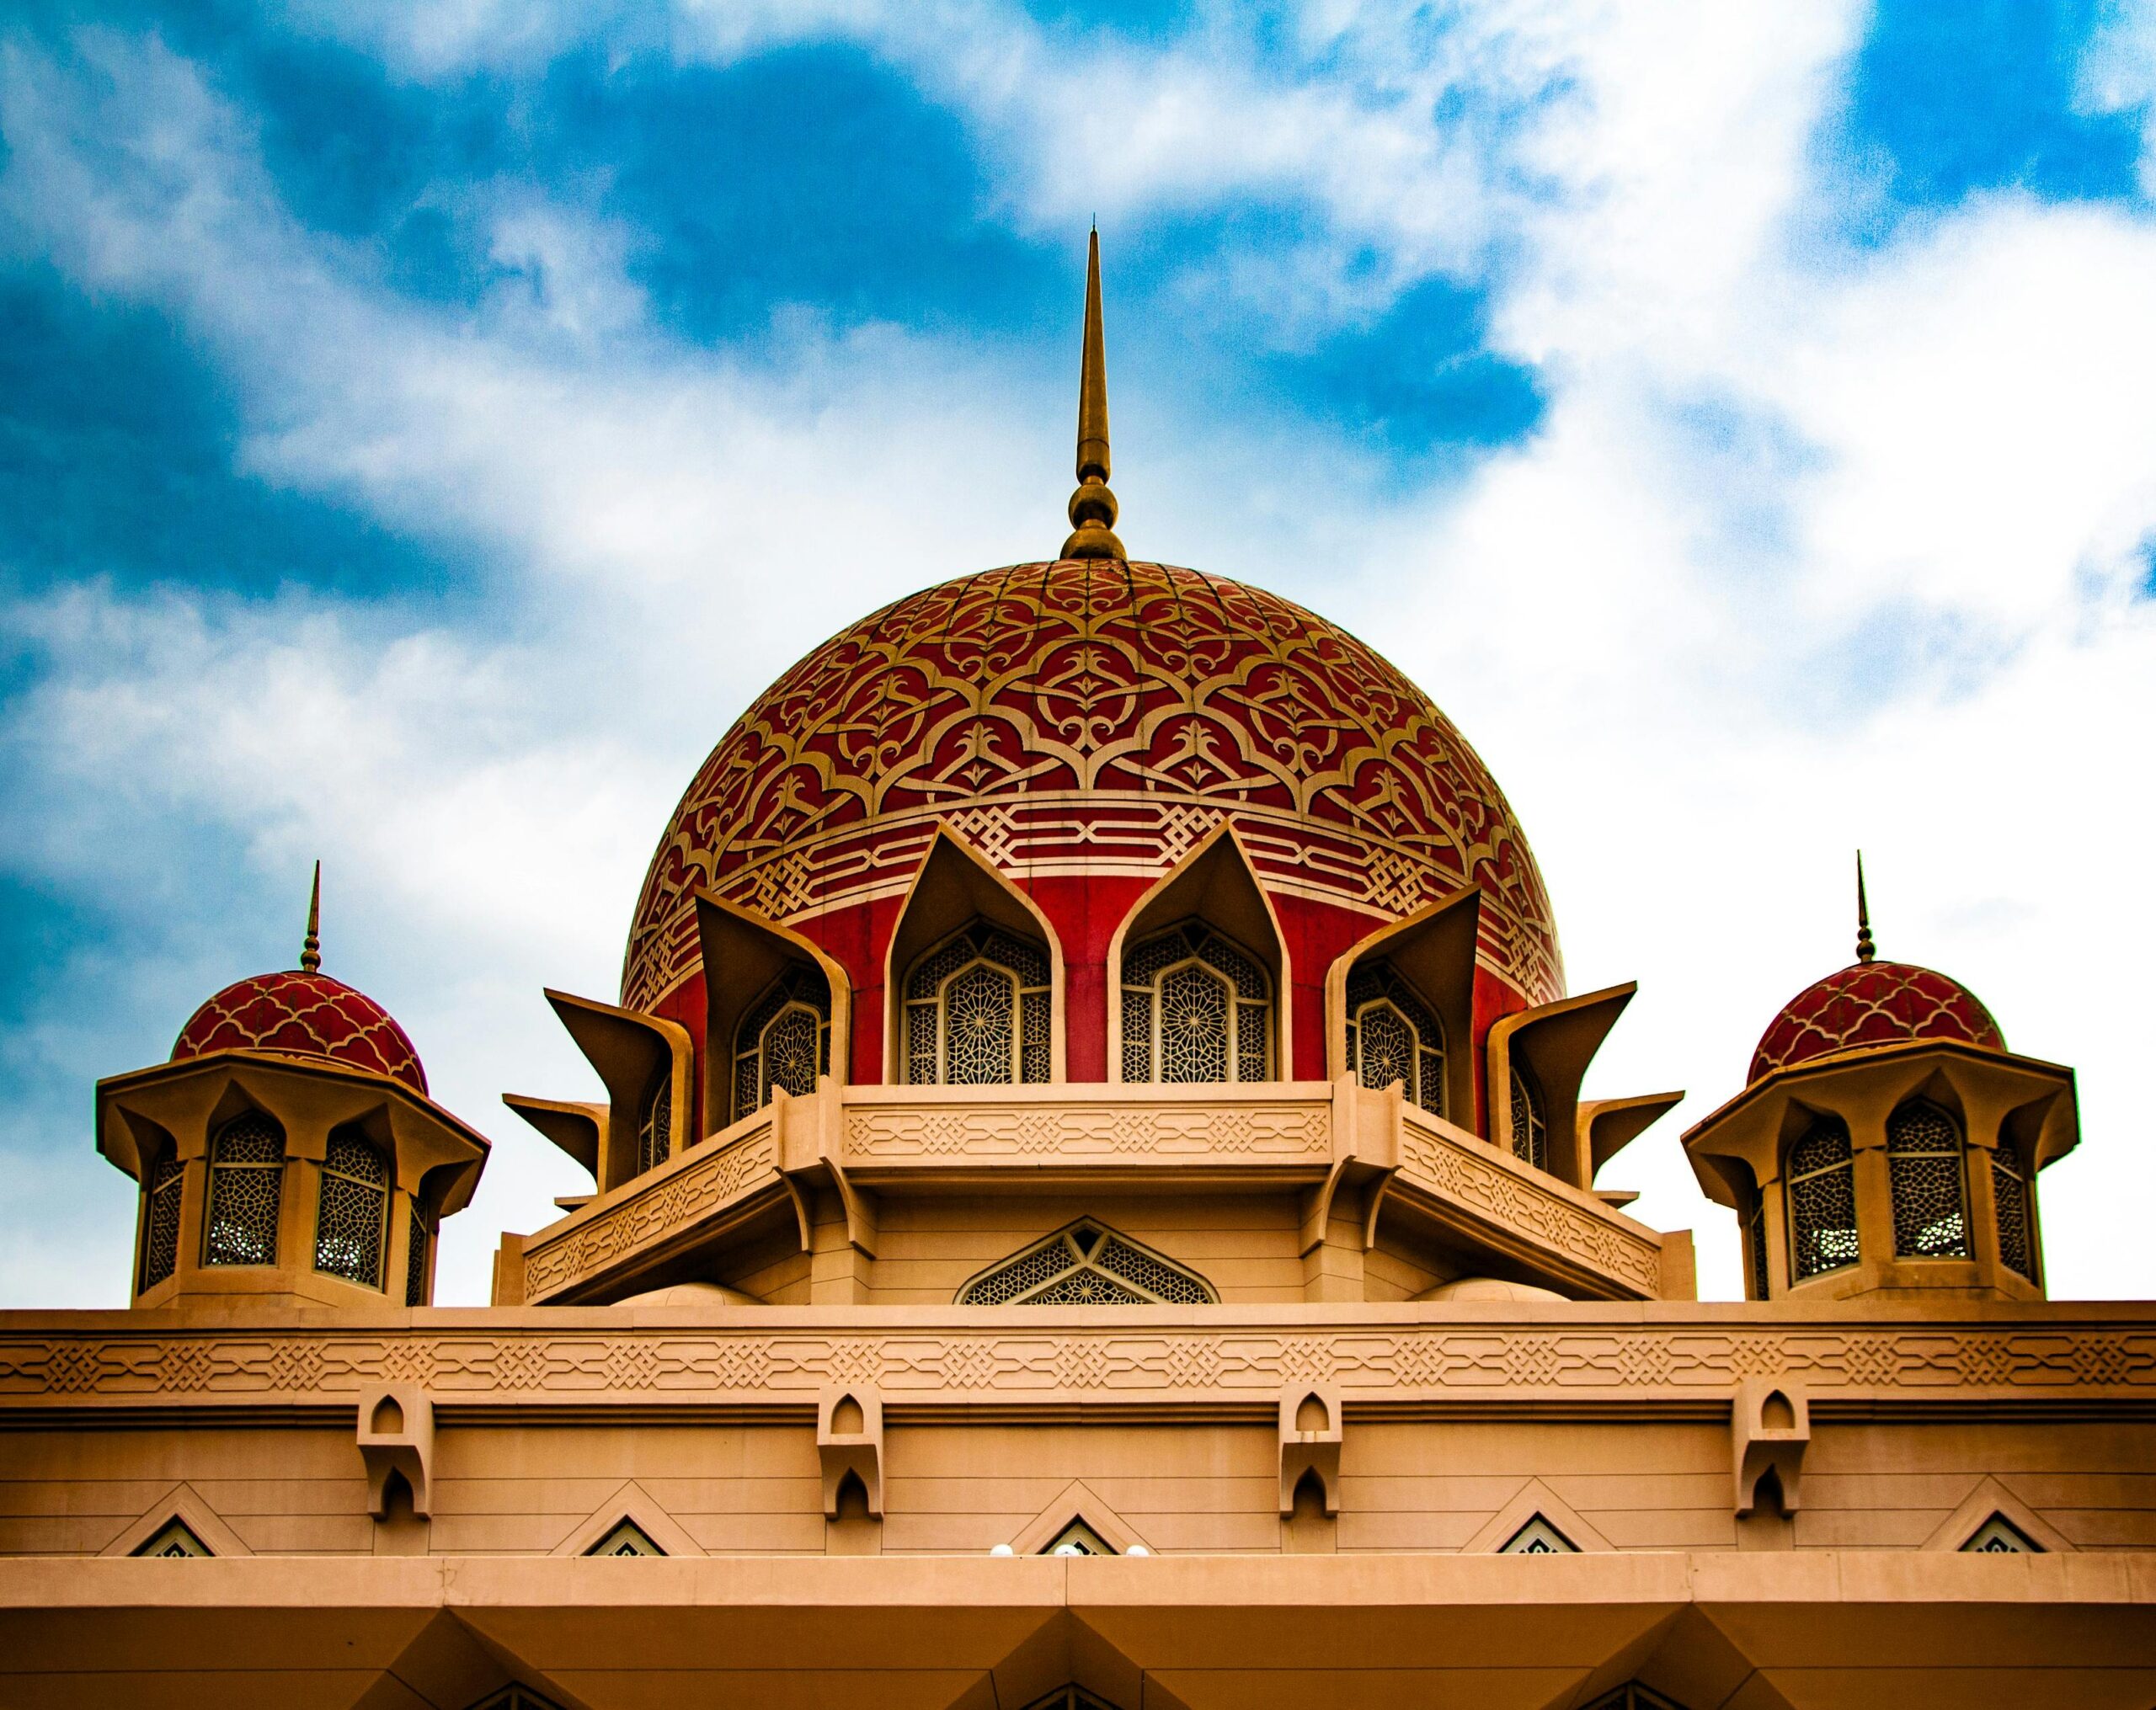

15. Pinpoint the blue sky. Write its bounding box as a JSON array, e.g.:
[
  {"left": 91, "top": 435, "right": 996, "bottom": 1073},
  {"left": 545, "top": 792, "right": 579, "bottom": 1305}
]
[{"left": 5, "top": 0, "right": 2156, "bottom": 1305}]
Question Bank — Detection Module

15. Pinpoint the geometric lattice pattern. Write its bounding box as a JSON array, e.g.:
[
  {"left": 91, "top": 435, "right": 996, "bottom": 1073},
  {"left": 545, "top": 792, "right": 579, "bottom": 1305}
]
[
  {"left": 1582, "top": 1686, "right": 1692, "bottom": 1710},
  {"left": 465, "top": 1690, "right": 567, "bottom": 1710},
  {"left": 1498, "top": 1514, "right": 1577, "bottom": 1553},
  {"left": 1744, "top": 1185, "right": 1771, "bottom": 1301},
  {"left": 1121, "top": 919, "right": 1271, "bottom": 1084},
  {"left": 202, "top": 1111, "right": 285, "bottom": 1268},
  {"left": 1962, "top": 1513, "right": 2040, "bottom": 1553},
  {"left": 172, "top": 967, "right": 427, "bottom": 1093},
  {"left": 1345, "top": 958, "right": 1445, "bottom": 1116},
  {"left": 587, "top": 1519, "right": 665, "bottom": 1557},
  {"left": 1887, "top": 1100, "right": 1969, "bottom": 1259},
  {"left": 140, "top": 1152, "right": 184, "bottom": 1292},
  {"left": 1508, "top": 1066, "right": 1548, "bottom": 1172},
  {"left": 1992, "top": 1147, "right": 2036, "bottom": 1281},
  {"left": 1786, "top": 1116, "right": 1859, "bottom": 1281},
  {"left": 313, "top": 1131, "right": 388, "bottom": 1287},
  {"left": 636, "top": 1075, "right": 671, "bottom": 1177},
  {"left": 905, "top": 921, "right": 1051, "bottom": 1087},
  {"left": 957, "top": 1219, "right": 1217, "bottom": 1306},
  {"left": 133, "top": 1519, "right": 211, "bottom": 1558},
  {"left": 1749, "top": 959, "right": 2004, "bottom": 1084},
  {"left": 404, "top": 1202, "right": 430, "bottom": 1307},
  {"left": 732, "top": 962, "right": 832, "bottom": 1122}
]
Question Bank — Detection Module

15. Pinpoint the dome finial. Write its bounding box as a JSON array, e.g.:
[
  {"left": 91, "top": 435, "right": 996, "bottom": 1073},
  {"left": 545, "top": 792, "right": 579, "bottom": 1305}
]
[
  {"left": 1060, "top": 226, "right": 1127, "bottom": 562},
  {"left": 1854, "top": 850, "right": 1875, "bottom": 964},
  {"left": 301, "top": 860, "right": 322, "bottom": 973}
]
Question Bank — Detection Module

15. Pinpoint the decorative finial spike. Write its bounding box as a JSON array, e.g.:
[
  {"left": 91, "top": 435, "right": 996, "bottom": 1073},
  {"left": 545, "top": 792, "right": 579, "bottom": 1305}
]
[
  {"left": 301, "top": 860, "right": 323, "bottom": 973},
  {"left": 1061, "top": 226, "right": 1128, "bottom": 562},
  {"left": 1854, "top": 850, "right": 1875, "bottom": 964}
]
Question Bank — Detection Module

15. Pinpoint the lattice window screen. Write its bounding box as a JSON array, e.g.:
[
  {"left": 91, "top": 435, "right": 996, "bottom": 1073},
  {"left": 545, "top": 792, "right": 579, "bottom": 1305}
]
[
  {"left": 203, "top": 1111, "right": 285, "bottom": 1267},
  {"left": 1119, "top": 919, "right": 1272, "bottom": 1084},
  {"left": 733, "top": 962, "right": 833, "bottom": 1123},
  {"left": 1887, "top": 1100, "right": 1968, "bottom": 1258},
  {"left": 1508, "top": 1066, "right": 1548, "bottom": 1171},
  {"left": 1992, "top": 1146, "right": 2036, "bottom": 1280},
  {"left": 636, "top": 1073, "right": 671, "bottom": 1176},
  {"left": 903, "top": 921, "right": 1052, "bottom": 1087},
  {"left": 1786, "top": 1116, "right": 1859, "bottom": 1280},
  {"left": 1344, "top": 960, "right": 1447, "bottom": 1116},
  {"left": 404, "top": 1201, "right": 430, "bottom": 1307},
  {"left": 1744, "top": 1186, "right": 1770, "bottom": 1301},
  {"left": 140, "top": 1151, "right": 184, "bottom": 1291},
  {"left": 958, "top": 1220, "right": 1216, "bottom": 1306},
  {"left": 315, "top": 1132, "right": 388, "bottom": 1287}
]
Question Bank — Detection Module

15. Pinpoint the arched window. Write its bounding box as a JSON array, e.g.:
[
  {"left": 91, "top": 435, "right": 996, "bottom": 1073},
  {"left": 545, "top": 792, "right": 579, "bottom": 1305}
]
[
  {"left": 315, "top": 1131, "right": 389, "bottom": 1287},
  {"left": 1344, "top": 960, "right": 1445, "bottom": 1116},
  {"left": 404, "top": 1201, "right": 432, "bottom": 1307},
  {"left": 1508, "top": 1064, "right": 1548, "bottom": 1170},
  {"left": 203, "top": 1111, "right": 285, "bottom": 1267},
  {"left": 957, "top": 1219, "right": 1217, "bottom": 1305},
  {"left": 1992, "top": 1143, "right": 2036, "bottom": 1281},
  {"left": 1887, "top": 1100, "right": 1969, "bottom": 1258},
  {"left": 1120, "top": 919, "right": 1271, "bottom": 1084},
  {"left": 1786, "top": 1116, "right": 1859, "bottom": 1280},
  {"left": 732, "top": 963, "right": 832, "bottom": 1121},
  {"left": 139, "top": 1148, "right": 184, "bottom": 1292},
  {"left": 635, "top": 1073, "right": 671, "bottom": 1175},
  {"left": 905, "top": 922, "right": 1051, "bottom": 1086}
]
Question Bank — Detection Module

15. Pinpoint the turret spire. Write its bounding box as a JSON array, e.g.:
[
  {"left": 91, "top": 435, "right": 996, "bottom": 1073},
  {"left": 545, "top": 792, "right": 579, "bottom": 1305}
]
[
  {"left": 1060, "top": 226, "right": 1128, "bottom": 562},
  {"left": 301, "top": 860, "right": 322, "bottom": 973},
  {"left": 1854, "top": 850, "right": 1875, "bottom": 965}
]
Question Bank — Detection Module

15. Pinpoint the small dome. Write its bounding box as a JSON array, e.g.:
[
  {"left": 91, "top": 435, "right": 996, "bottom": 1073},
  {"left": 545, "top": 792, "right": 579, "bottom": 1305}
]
[
  {"left": 173, "top": 969, "right": 428, "bottom": 1095},
  {"left": 1748, "top": 960, "right": 2004, "bottom": 1084}
]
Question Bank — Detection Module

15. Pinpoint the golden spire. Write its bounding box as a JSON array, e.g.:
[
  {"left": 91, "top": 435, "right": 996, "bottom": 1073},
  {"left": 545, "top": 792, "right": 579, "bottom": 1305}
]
[
  {"left": 1061, "top": 226, "right": 1128, "bottom": 562},
  {"left": 301, "top": 860, "right": 323, "bottom": 973},
  {"left": 1854, "top": 850, "right": 1875, "bottom": 964}
]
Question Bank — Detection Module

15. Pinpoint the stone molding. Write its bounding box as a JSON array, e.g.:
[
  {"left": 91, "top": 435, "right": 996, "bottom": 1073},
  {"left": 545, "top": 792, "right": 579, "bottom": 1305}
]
[{"left": 3, "top": 1308, "right": 2150, "bottom": 1409}]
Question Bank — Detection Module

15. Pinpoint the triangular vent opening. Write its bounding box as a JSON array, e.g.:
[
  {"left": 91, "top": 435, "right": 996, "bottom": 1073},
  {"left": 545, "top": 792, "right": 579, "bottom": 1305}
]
[
  {"left": 1963, "top": 1512, "right": 2041, "bottom": 1553},
  {"left": 134, "top": 1519, "right": 211, "bottom": 1558},
  {"left": 588, "top": 1518, "right": 666, "bottom": 1557},
  {"left": 1498, "top": 1514, "right": 1577, "bottom": 1554}
]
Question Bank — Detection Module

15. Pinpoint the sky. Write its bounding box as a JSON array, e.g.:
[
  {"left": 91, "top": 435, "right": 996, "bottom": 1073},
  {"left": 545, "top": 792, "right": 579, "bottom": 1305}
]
[{"left": 3, "top": 0, "right": 2155, "bottom": 1308}]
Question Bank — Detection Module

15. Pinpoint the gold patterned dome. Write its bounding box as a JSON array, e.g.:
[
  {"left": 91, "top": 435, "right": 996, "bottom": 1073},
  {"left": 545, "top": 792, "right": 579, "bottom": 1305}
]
[{"left": 624, "top": 559, "right": 1561, "bottom": 1019}]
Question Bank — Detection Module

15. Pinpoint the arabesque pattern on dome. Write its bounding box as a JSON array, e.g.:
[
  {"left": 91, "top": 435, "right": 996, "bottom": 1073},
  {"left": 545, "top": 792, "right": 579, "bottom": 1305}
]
[
  {"left": 1748, "top": 961, "right": 2004, "bottom": 1085},
  {"left": 173, "top": 970, "right": 429, "bottom": 1095},
  {"left": 627, "top": 561, "right": 1560, "bottom": 1012}
]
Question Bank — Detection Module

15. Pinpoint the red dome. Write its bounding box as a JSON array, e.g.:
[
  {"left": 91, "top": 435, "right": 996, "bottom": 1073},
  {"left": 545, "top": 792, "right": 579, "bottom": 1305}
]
[
  {"left": 626, "top": 562, "right": 1560, "bottom": 1031},
  {"left": 173, "top": 969, "right": 429, "bottom": 1095},
  {"left": 1748, "top": 960, "right": 2004, "bottom": 1084}
]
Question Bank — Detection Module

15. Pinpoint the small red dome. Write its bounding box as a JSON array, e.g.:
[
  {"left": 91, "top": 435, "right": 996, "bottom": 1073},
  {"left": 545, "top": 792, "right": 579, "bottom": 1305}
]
[
  {"left": 1748, "top": 960, "right": 2004, "bottom": 1084},
  {"left": 173, "top": 969, "right": 428, "bottom": 1095}
]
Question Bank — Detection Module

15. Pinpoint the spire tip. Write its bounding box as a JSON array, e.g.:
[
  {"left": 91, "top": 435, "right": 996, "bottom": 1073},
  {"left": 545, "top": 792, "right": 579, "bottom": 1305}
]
[
  {"left": 1061, "top": 226, "right": 1127, "bottom": 562},
  {"left": 301, "top": 860, "right": 323, "bottom": 974},
  {"left": 1854, "top": 851, "right": 1875, "bottom": 964}
]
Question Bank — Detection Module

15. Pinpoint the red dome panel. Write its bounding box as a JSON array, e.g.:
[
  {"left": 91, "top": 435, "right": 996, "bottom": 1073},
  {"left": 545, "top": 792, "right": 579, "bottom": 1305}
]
[
  {"left": 626, "top": 561, "right": 1561, "bottom": 1019},
  {"left": 173, "top": 970, "right": 429, "bottom": 1095},
  {"left": 1748, "top": 961, "right": 2004, "bottom": 1084}
]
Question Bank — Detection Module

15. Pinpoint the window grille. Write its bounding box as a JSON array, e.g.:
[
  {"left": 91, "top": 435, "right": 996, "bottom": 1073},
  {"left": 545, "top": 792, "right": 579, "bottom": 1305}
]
[
  {"left": 203, "top": 1111, "right": 285, "bottom": 1267},
  {"left": 1582, "top": 1687, "right": 1692, "bottom": 1710},
  {"left": 1962, "top": 1513, "right": 2040, "bottom": 1553},
  {"left": 465, "top": 1689, "right": 567, "bottom": 1710},
  {"left": 1508, "top": 1065, "right": 1548, "bottom": 1171},
  {"left": 314, "top": 1131, "right": 389, "bottom": 1287},
  {"left": 1498, "top": 1514, "right": 1577, "bottom": 1553},
  {"left": 635, "top": 1072, "right": 672, "bottom": 1176},
  {"left": 134, "top": 1519, "right": 211, "bottom": 1558},
  {"left": 588, "top": 1519, "right": 664, "bottom": 1556},
  {"left": 957, "top": 1219, "right": 1216, "bottom": 1306},
  {"left": 1991, "top": 1144, "right": 2036, "bottom": 1281},
  {"left": 732, "top": 963, "right": 832, "bottom": 1122},
  {"left": 1887, "top": 1100, "right": 1969, "bottom": 1258},
  {"left": 1021, "top": 1689, "right": 1121, "bottom": 1710},
  {"left": 1786, "top": 1116, "right": 1859, "bottom": 1278},
  {"left": 1119, "top": 919, "right": 1271, "bottom": 1084},
  {"left": 140, "top": 1151, "right": 184, "bottom": 1291},
  {"left": 1743, "top": 1185, "right": 1770, "bottom": 1301},
  {"left": 404, "top": 1201, "right": 430, "bottom": 1307},
  {"left": 1344, "top": 960, "right": 1446, "bottom": 1116},
  {"left": 905, "top": 921, "right": 1052, "bottom": 1086}
]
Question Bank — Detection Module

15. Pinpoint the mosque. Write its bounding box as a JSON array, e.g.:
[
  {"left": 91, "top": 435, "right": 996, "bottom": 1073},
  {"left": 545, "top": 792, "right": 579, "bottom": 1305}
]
[{"left": 2, "top": 237, "right": 2151, "bottom": 1708}]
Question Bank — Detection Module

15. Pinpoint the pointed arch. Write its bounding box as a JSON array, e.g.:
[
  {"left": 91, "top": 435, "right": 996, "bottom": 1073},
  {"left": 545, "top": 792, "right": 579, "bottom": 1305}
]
[
  {"left": 882, "top": 825, "right": 1065, "bottom": 1084},
  {"left": 1107, "top": 823, "right": 1289, "bottom": 1084},
  {"left": 1324, "top": 886, "right": 1480, "bottom": 1122},
  {"left": 696, "top": 893, "right": 851, "bottom": 1127}
]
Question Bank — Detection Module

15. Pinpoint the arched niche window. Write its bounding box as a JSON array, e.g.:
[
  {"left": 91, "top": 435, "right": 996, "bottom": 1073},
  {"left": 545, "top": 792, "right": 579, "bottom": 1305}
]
[
  {"left": 1508, "top": 1064, "right": 1548, "bottom": 1171},
  {"left": 1786, "top": 1115, "right": 1859, "bottom": 1281},
  {"left": 1120, "top": 919, "right": 1272, "bottom": 1084},
  {"left": 315, "top": 1129, "right": 389, "bottom": 1288},
  {"left": 635, "top": 1072, "right": 671, "bottom": 1175},
  {"left": 1344, "top": 959, "right": 1446, "bottom": 1116},
  {"left": 203, "top": 1110, "right": 285, "bottom": 1267},
  {"left": 1992, "top": 1143, "right": 2036, "bottom": 1281},
  {"left": 732, "top": 964, "right": 832, "bottom": 1121},
  {"left": 139, "top": 1147, "right": 184, "bottom": 1292},
  {"left": 957, "top": 1219, "right": 1217, "bottom": 1305},
  {"left": 905, "top": 920, "right": 1051, "bottom": 1086},
  {"left": 1887, "top": 1098, "right": 1969, "bottom": 1259}
]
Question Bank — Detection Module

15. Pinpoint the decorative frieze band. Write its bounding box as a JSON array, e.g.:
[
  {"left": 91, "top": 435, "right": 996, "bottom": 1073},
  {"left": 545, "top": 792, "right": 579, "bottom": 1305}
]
[
  {"left": 3, "top": 1318, "right": 2150, "bottom": 1405},
  {"left": 844, "top": 1099, "right": 1332, "bottom": 1162}
]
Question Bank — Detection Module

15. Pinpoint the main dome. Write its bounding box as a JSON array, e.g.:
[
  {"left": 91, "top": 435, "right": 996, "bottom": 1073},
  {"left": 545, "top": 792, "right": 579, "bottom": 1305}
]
[{"left": 625, "top": 560, "right": 1560, "bottom": 1015}]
